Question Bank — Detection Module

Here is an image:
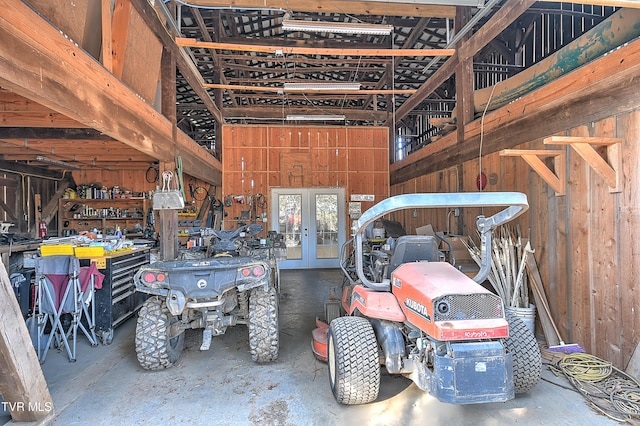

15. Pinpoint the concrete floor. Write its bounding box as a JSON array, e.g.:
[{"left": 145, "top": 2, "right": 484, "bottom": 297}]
[{"left": 3, "top": 269, "right": 619, "bottom": 425}]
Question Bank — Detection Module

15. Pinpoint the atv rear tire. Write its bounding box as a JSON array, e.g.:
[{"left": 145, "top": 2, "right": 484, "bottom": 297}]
[
  {"left": 505, "top": 311, "right": 542, "bottom": 394},
  {"left": 135, "top": 296, "right": 184, "bottom": 370},
  {"left": 328, "top": 316, "right": 380, "bottom": 405},
  {"left": 248, "top": 286, "right": 279, "bottom": 362}
]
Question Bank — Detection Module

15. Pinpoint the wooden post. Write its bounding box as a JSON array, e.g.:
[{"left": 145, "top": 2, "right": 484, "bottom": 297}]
[
  {"left": 455, "top": 6, "right": 473, "bottom": 144},
  {"left": 158, "top": 161, "right": 179, "bottom": 261},
  {"left": 159, "top": 209, "right": 178, "bottom": 261},
  {"left": 34, "top": 193, "right": 42, "bottom": 239},
  {"left": 0, "top": 260, "right": 54, "bottom": 422}
]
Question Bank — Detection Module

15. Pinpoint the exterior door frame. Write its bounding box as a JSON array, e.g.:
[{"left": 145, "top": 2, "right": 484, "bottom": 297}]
[{"left": 271, "top": 187, "right": 346, "bottom": 269}]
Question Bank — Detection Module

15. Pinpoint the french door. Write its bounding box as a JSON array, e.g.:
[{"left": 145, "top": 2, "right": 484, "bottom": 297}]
[{"left": 271, "top": 188, "right": 346, "bottom": 269}]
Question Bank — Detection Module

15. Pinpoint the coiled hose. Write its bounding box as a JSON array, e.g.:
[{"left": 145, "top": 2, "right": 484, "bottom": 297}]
[{"left": 551, "top": 352, "right": 640, "bottom": 421}]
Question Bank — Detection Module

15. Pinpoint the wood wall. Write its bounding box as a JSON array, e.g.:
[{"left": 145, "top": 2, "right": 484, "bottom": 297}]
[
  {"left": 221, "top": 125, "right": 389, "bottom": 230},
  {"left": 391, "top": 109, "right": 640, "bottom": 370}
]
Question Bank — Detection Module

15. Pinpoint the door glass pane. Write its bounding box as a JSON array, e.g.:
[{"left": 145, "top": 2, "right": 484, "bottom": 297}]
[
  {"left": 278, "top": 194, "right": 302, "bottom": 260},
  {"left": 315, "top": 194, "right": 338, "bottom": 259}
]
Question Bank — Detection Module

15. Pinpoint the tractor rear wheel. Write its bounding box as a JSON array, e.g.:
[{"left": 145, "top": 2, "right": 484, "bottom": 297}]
[
  {"left": 327, "top": 316, "right": 380, "bottom": 405},
  {"left": 505, "top": 311, "right": 542, "bottom": 394}
]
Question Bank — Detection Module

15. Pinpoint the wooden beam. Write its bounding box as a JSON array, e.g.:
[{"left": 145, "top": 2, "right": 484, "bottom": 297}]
[
  {"left": 0, "top": 260, "right": 53, "bottom": 423},
  {"left": 0, "top": 0, "right": 220, "bottom": 186},
  {"left": 176, "top": 38, "right": 455, "bottom": 57},
  {"left": 223, "top": 106, "right": 386, "bottom": 121},
  {"left": 176, "top": 130, "right": 222, "bottom": 187},
  {"left": 111, "top": 0, "right": 131, "bottom": 78},
  {"left": 0, "top": 128, "right": 113, "bottom": 140},
  {"left": 568, "top": 0, "right": 640, "bottom": 8},
  {"left": 0, "top": 91, "right": 87, "bottom": 128},
  {"left": 455, "top": 6, "right": 473, "bottom": 143},
  {"left": 203, "top": 83, "right": 415, "bottom": 95},
  {"left": 191, "top": 8, "right": 240, "bottom": 109},
  {"left": 0, "top": 160, "right": 73, "bottom": 180},
  {"left": 184, "top": 0, "right": 457, "bottom": 18},
  {"left": 0, "top": 139, "right": 154, "bottom": 161},
  {"left": 101, "top": 0, "right": 113, "bottom": 72},
  {"left": 41, "top": 181, "right": 72, "bottom": 230},
  {"left": 393, "top": 0, "right": 536, "bottom": 122},
  {"left": 390, "top": 38, "right": 640, "bottom": 185},
  {"left": 544, "top": 136, "right": 622, "bottom": 193},
  {"left": 0, "top": 196, "right": 16, "bottom": 222},
  {"left": 0, "top": 1, "right": 173, "bottom": 159},
  {"left": 220, "top": 53, "right": 391, "bottom": 65},
  {"left": 500, "top": 149, "right": 566, "bottom": 196},
  {"left": 129, "top": 0, "right": 223, "bottom": 124}
]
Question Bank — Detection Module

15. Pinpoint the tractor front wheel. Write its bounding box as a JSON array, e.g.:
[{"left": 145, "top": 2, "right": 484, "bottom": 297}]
[
  {"left": 505, "top": 311, "right": 542, "bottom": 394},
  {"left": 328, "top": 316, "right": 380, "bottom": 405}
]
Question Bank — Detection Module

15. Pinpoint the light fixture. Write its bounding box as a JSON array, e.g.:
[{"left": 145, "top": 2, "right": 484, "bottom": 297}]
[
  {"left": 286, "top": 115, "right": 346, "bottom": 121},
  {"left": 282, "top": 19, "right": 394, "bottom": 36},
  {"left": 284, "top": 82, "right": 361, "bottom": 92},
  {"left": 35, "top": 155, "right": 81, "bottom": 170}
]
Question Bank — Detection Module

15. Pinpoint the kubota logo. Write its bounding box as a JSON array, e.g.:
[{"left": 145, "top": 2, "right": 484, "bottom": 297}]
[{"left": 405, "top": 297, "right": 430, "bottom": 321}]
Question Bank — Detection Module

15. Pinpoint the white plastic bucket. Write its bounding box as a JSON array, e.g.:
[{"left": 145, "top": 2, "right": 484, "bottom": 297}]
[{"left": 506, "top": 304, "right": 536, "bottom": 334}]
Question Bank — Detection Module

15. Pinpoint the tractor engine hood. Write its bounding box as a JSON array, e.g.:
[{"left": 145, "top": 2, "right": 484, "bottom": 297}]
[{"left": 391, "top": 262, "right": 508, "bottom": 341}]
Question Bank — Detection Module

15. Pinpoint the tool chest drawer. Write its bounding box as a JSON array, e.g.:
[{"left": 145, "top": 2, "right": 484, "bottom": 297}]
[{"left": 79, "top": 248, "right": 150, "bottom": 344}]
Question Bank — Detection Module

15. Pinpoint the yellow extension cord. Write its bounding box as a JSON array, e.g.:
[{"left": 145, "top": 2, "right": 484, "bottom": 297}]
[
  {"left": 558, "top": 352, "right": 613, "bottom": 382},
  {"left": 554, "top": 352, "right": 640, "bottom": 420}
]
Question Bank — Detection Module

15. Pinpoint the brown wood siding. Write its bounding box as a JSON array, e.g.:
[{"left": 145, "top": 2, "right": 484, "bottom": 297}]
[
  {"left": 222, "top": 125, "right": 389, "bottom": 230},
  {"left": 390, "top": 109, "right": 640, "bottom": 370}
]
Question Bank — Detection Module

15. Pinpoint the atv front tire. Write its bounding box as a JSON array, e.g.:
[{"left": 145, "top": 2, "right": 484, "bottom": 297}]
[
  {"left": 135, "top": 297, "right": 184, "bottom": 370},
  {"left": 505, "top": 311, "right": 542, "bottom": 394},
  {"left": 248, "top": 286, "right": 279, "bottom": 362},
  {"left": 328, "top": 316, "right": 380, "bottom": 405}
]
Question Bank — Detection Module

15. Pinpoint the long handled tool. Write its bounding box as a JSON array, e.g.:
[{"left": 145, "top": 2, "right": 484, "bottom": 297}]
[{"left": 525, "top": 244, "right": 584, "bottom": 353}]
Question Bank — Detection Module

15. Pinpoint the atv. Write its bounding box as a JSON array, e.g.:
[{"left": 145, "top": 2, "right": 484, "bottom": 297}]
[
  {"left": 312, "top": 192, "right": 542, "bottom": 405},
  {"left": 133, "top": 223, "right": 286, "bottom": 370}
]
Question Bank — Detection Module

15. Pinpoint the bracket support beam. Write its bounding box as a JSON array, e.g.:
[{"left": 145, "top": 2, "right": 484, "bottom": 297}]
[
  {"left": 544, "top": 136, "right": 622, "bottom": 193},
  {"left": 500, "top": 149, "right": 566, "bottom": 196}
]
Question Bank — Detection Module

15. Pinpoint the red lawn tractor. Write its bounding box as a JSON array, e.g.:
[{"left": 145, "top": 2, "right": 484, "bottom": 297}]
[{"left": 312, "top": 192, "right": 542, "bottom": 405}]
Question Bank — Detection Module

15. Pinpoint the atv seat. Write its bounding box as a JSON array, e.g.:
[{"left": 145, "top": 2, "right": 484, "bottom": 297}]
[{"left": 387, "top": 235, "right": 441, "bottom": 278}]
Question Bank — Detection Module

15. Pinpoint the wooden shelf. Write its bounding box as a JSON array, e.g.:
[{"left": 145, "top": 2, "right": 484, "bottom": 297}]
[
  {"left": 544, "top": 136, "right": 622, "bottom": 193},
  {"left": 59, "top": 198, "right": 149, "bottom": 236},
  {"left": 500, "top": 149, "right": 566, "bottom": 196}
]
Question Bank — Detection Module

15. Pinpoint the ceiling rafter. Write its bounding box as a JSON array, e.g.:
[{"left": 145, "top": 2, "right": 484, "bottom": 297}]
[
  {"left": 176, "top": 38, "right": 456, "bottom": 57},
  {"left": 183, "top": 0, "right": 457, "bottom": 18}
]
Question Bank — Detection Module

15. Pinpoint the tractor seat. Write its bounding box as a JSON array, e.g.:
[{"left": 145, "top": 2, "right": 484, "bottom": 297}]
[{"left": 387, "top": 235, "right": 441, "bottom": 278}]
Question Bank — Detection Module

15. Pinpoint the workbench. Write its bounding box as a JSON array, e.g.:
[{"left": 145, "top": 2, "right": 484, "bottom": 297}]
[{"left": 76, "top": 247, "right": 150, "bottom": 344}]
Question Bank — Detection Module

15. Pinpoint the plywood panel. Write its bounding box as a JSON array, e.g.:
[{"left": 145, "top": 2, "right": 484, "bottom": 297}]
[
  {"left": 121, "top": 6, "right": 162, "bottom": 104},
  {"left": 225, "top": 147, "right": 266, "bottom": 172},
  {"left": 28, "top": 0, "right": 94, "bottom": 52},
  {"left": 222, "top": 125, "right": 388, "bottom": 230},
  {"left": 280, "top": 153, "right": 311, "bottom": 187}
]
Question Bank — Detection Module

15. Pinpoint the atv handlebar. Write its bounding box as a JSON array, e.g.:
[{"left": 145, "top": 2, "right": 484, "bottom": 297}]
[{"left": 351, "top": 192, "right": 529, "bottom": 291}]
